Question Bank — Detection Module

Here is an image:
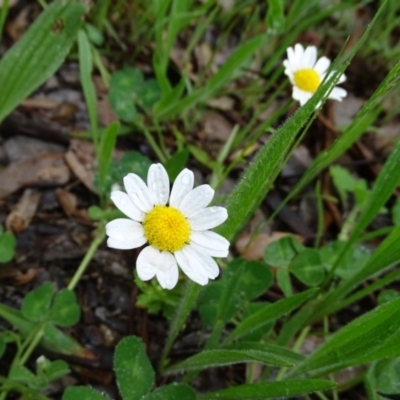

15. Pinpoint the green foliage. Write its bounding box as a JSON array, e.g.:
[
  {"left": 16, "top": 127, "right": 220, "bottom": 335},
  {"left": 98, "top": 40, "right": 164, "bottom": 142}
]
[
  {"left": 10, "top": 357, "right": 70, "bottom": 390},
  {"left": 143, "top": 383, "right": 196, "bottom": 400},
  {"left": 22, "top": 283, "right": 80, "bottom": 327},
  {"left": 63, "top": 386, "right": 111, "bottom": 400},
  {"left": 197, "top": 379, "right": 336, "bottom": 399},
  {"left": 135, "top": 275, "right": 184, "bottom": 319},
  {"left": 0, "top": 225, "right": 16, "bottom": 263},
  {"left": 0, "top": 0, "right": 87, "bottom": 124},
  {"left": 109, "top": 67, "right": 161, "bottom": 122},
  {"left": 198, "top": 258, "right": 273, "bottom": 328},
  {"left": 114, "top": 336, "right": 155, "bottom": 400},
  {"left": 367, "top": 358, "right": 400, "bottom": 399}
]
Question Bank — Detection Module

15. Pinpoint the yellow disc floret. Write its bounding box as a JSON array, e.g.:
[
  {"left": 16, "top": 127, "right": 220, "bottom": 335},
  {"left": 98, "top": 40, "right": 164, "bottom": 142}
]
[
  {"left": 143, "top": 205, "right": 191, "bottom": 253},
  {"left": 293, "top": 68, "right": 321, "bottom": 93}
]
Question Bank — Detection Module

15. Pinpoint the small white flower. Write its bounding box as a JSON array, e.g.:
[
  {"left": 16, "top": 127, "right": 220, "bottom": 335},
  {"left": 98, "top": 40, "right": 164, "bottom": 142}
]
[
  {"left": 283, "top": 43, "right": 347, "bottom": 106},
  {"left": 106, "top": 164, "right": 229, "bottom": 290}
]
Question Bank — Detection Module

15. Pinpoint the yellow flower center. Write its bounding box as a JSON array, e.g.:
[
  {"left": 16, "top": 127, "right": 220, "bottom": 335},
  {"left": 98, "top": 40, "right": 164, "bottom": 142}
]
[
  {"left": 293, "top": 68, "right": 321, "bottom": 93},
  {"left": 143, "top": 205, "right": 191, "bottom": 253}
]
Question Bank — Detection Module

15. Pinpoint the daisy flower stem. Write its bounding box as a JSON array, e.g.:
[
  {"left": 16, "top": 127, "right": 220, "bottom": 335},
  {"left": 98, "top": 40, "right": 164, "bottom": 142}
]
[
  {"left": 139, "top": 123, "right": 168, "bottom": 164},
  {"left": 159, "top": 281, "right": 202, "bottom": 371},
  {"left": 67, "top": 226, "right": 106, "bottom": 291}
]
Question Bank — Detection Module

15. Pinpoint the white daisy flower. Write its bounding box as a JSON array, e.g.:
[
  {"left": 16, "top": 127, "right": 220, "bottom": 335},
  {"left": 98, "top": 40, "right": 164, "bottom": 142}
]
[
  {"left": 106, "top": 164, "right": 229, "bottom": 290},
  {"left": 283, "top": 43, "right": 347, "bottom": 106}
]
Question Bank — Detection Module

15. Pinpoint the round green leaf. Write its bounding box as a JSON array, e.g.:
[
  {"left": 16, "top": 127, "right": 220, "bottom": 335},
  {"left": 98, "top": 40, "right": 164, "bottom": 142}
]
[
  {"left": 63, "top": 386, "right": 111, "bottom": 400},
  {"left": 49, "top": 289, "right": 81, "bottom": 327},
  {"left": 114, "top": 336, "right": 155, "bottom": 400},
  {"left": 264, "top": 236, "right": 304, "bottom": 268},
  {"left": 0, "top": 231, "right": 16, "bottom": 263},
  {"left": 289, "top": 249, "right": 325, "bottom": 287},
  {"left": 109, "top": 87, "right": 137, "bottom": 123},
  {"left": 137, "top": 79, "right": 161, "bottom": 110},
  {"left": 144, "top": 383, "right": 196, "bottom": 400},
  {"left": 22, "top": 283, "right": 54, "bottom": 322}
]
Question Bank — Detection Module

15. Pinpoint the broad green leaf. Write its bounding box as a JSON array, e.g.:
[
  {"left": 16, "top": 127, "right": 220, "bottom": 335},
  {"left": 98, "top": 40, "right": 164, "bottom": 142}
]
[
  {"left": 97, "top": 121, "right": 119, "bottom": 195},
  {"left": 164, "top": 148, "right": 190, "bottom": 181},
  {"left": 0, "top": 0, "right": 87, "bottom": 123},
  {"left": 49, "top": 289, "right": 81, "bottom": 327},
  {"left": 377, "top": 290, "right": 399, "bottom": 305},
  {"left": 392, "top": 197, "right": 400, "bottom": 225},
  {"left": 143, "top": 383, "right": 196, "bottom": 400},
  {"left": 264, "top": 236, "right": 304, "bottom": 268},
  {"left": 9, "top": 365, "right": 36, "bottom": 387},
  {"left": 165, "top": 348, "right": 293, "bottom": 374},
  {"left": 226, "top": 288, "right": 318, "bottom": 343},
  {"left": 0, "top": 230, "right": 16, "bottom": 263},
  {"left": 289, "top": 296, "right": 400, "bottom": 378},
  {"left": 22, "top": 283, "right": 54, "bottom": 322},
  {"left": 109, "top": 67, "right": 143, "bottom": 122},
  {"left": 63, "top": 386, "right": 111, "bottom": 400},
  {"left": 276, "top": 268, "right": 293, "bottom": 297},
  {"left": 289, "top": 249, "right": 325, "bottom": 286},
  {"left": 114, "top": 336, "right": 155, "bottom": 400},
  {"left": 238, "top": 303, "right": 274, "bottom": 341},
  {"left": 197, "top": 379, "right": 336, "bottom": 399},
  {"left": 367, "top": 358, "right": 400, "bottom": 396},
  {"left": 138, "top": 79, "right": 162, "bottom": 110}
]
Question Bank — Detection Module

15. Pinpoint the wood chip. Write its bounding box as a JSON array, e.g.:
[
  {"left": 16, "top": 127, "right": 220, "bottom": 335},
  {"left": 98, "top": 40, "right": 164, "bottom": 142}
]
[
  {"left": 6, "top": 189, "right": 41, "bottom": 233},
  {"left": 0, "top": 153, "right": 70, "bottom": 199}
]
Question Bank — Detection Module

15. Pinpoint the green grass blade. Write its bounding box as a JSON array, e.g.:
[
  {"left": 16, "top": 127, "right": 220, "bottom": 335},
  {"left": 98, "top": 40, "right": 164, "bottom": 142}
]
[
  {"left": 0, "top": 0, "right": 87, "bottom": 124},
  {"left": 288, "top": 296, "right": 400, "bottom": 378},
  {"left": 225, "top": 289, "right": 318, "bottom": 343},
  {"left": 156, "top": 34, "right": 267, "bottom": 119},
  {"left": 197, "top": 379, "right": 336, "bottom": 399},
  {"left": 78, "top": 29, "right": 100, "bottom": 149},
  {"left": 165, "top": 348, "right": 293, "bottom": 374}
]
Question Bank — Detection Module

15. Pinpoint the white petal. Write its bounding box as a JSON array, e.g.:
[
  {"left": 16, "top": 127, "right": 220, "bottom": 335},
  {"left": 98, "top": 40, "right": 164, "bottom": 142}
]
[
  {"left": 190, "top": 231, "right": 229, "bottom": 257},
  {"left": 111, "top": 191, "right": 144, "bottom": 222},
  {"left": 107, "top": 237, "right": 145, "bottom": 250},
  {"left": 190, "top": 241, "right": 228, "bottom": 258},
  {"left": 123, "top": 173, "right": 154, "bottom": 213},
  {"left": 302, "top": 46, "right": 317, "bottom": 68},
  {"left": 155, "top": 251, "right": 179, "bottom": 289},
  {"left": 169, "top": 169, "right": 194, "bottom": 208},
  {"left": 136, "top": 247, "right": 179, "bottom": 289},
  {"left": 286, "top": 47, "right": 299, "bottom": 70},
  {"left": 106, "top": 218, "right": 146, "bottom": 246},
  {"left": 136, "top": 246, "right": 158, "bottom": 280},
  {"left": 147, "top": 163, "right": 170, "bottom": 206},
  {"left": 179, "top": 245, "right": 219, "bottom": 280},
  {"left": 314, "top": 56, "right": 331, "bottom": 75},
  {"left": 292, "top": 86, "right": 311, "bottom": 106},
  {"left": 323, "top": 71, "right": 346, "bottom": 85},
  {"left": 175, "top": 245, "right": 219, "bottom": 285},
  {"left": 179, "top": 185, "right": 214, "bottom": 218},
  {"left": 188, "top": 206, "right": 228, "bottom": 231},
  {"left": 294, "top": 43, "right": 304, "bottom": 64},
  {"left": 329, "top": 87, "right": 347, "bottom": 101}
]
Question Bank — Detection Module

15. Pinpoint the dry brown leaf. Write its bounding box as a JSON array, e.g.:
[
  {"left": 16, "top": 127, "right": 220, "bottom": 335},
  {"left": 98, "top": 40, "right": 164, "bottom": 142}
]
[
  {"left": 203, "top": 112, "right": 234, "bottom": 142},
  {"left": 65, "top": 140, "right": 97, "bottom": 194},
  {"left": 0, "top": 153, "right": 70, "bottom": 199},
  {"left": 55, "top": 188, "right": 93, "bottom": 225},
  {"left": 235, "top": 231, "right": 304, "bottom": 261},
  {"left": 6, "top": 188, "right": 41, "bottom": 233}
]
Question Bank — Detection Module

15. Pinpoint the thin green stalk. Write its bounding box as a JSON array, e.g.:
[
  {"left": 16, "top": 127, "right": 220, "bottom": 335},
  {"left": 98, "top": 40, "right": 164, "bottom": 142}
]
[
  {"left": 315, "top": 180, "right": 324, "bottom": 248},
  {"left": 67, "top": 227, "right": 106, "bottom": 290},
  {"left": 0, "top": 376, "right": 51, "bottom": 400},
  {"left": 19, "top": 324, "right": 45, "bottom": 366},
  {"left": 276, "top": 325, "right": 310, "bottom": 381},
  {"left": 139, "top": 123, "right": 167, "bottom": 164},
  {"left": 0, "top": 0, "right": 8, "bottom": 40},
  {"left": 159, "top": 281, "right": 202, "bottom": 371}
]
